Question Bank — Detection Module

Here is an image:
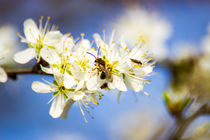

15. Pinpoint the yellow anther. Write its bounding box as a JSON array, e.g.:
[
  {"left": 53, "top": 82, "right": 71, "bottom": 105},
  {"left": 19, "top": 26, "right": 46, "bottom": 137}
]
[
  {"left": 37, "top": 59, "right": 40, "bottom": 63},
  {"left": 81, "top": 33, "right": 85, "bottom": 37},
  {"left": 47, "top": 16, "right": 51, "bottom": 19},
  {"left": 113, "top": 27, "right": 116, "bottom": 31},
  {"left": 42, "top": 78, "right": 44, "bottom": 80},
  {"left": 102, "top": 29, "right": 105, "bottom": 32},
  {"left": 17, "top": 32, "right": 20, "bottom": 36}
]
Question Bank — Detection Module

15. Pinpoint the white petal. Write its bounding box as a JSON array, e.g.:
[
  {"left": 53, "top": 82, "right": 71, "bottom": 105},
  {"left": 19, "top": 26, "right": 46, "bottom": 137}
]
[
  {"left": 76, "top": 80, "right": 84, "bottom": 91},
  {"left": 124, "top": 75, "right": 144, "bottom": 92},
  {"left": 40, "top": 47, "right": 60, "bottom": 65},
  {"left": 142, "top": 66, "right": 153, "bottom": 74},
  {"left": 0, "top": 67, "right": 7, "bottom": 83},
  {"left": 93, "top": 33, "right": 103, "bottom": 49},
  {"left": 44, "top": 31, "right": 63, "bottom": 46},
  {"left": 13, "top": 48, "right": 36, "bottom": 64},
  {"left": 49, "top": 95, "right": 65, "bottom": 118},
  {"left": 64, "top": 72, "right": 75, "bottom": 89},
  {"left": 72, "top": 91, "right": 85, "bottom": 101},
  {"left": 79, "top": 39, "right": 91, "bottom": 50},
  {"left": 54, "top": 72, "right": 64, "bottom": 85},
  {"left": 112, "top": 75, "right": 127, "bottom": 91},
  {"left": 24, "top": 19, "right": 40, "bottom": 43},
  {"left": 87, "top": 75, "right": 104, "bottom": 90},
  {"left": 59, "top": 99, "right": 75, "bottom": 119},
  {"left": 40, "top": 65, "right": 53, "bottom": 74},
  {"left": 32, "top": 81, "right": 55, "bottom": 93}
]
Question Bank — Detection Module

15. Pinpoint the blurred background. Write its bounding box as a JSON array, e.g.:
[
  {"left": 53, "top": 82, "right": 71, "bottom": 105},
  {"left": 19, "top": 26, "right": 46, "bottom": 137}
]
[{"left": 0, "top": 0, "right": 210, "bottom": 140}]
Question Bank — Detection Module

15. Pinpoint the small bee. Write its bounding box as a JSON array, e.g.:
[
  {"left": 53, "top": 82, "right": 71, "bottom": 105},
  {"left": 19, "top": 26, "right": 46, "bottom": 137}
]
[
  {"left": 130, "top": 58, "right": 142, "bottom": 65},
  {"left": 130, "top": 58, "right": 142, "bottom": 68},
  {"left": 87, "top": 47, "right": 113, "bottom": 83},
  {"left": 95, "top": 57, "right": 113, "bottom": 82}
]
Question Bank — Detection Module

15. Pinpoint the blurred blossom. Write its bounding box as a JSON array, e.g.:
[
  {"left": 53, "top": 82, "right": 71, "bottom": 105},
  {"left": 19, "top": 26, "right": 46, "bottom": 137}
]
[
  {"left": 163, "top": 87, "right": 192, "bottom": 117},
  {"left": 170, "top": 42, "right": 198, "bottom": 62},
  {"left": 202, "top": 23, "right": 210, "bottom": 54},
  {"left": 0, "top": 25, "right": 19, "bottom": 66},
  {"left": 110, "top": 110, "right": 169, "bottom": 140},
  {"left": 111, "top": 6, "right": 172, "bottom": 61},
  {"left": 188, "top": 26, "right": 210, "bottom": 104},
  {"left": 189, "top": 56, "right": 210, "bottom": 104},
  {"left": 184, "top": 123, "right": 210, "bottom": 140},
  {"left": 200, "top": 23, "right": 210, "bottom": 70}
]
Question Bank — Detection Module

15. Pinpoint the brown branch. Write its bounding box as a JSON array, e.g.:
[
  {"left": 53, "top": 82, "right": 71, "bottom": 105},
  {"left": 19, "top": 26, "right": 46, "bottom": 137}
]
[
  {"left": 5, "top": 60, "right": 52, "bottom": 80},
  {"left": 169, "top": 104, "right": 210, "bottom": 140}
]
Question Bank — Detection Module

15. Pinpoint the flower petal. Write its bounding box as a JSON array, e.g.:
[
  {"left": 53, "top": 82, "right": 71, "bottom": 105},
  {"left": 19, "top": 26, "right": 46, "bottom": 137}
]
[
  {"left": 59, "top": 99, "right": 75, "bottom": 119},
  {"left": 87, "top": 75, "right": 104, "bottom": 90},
  {"left": 0, "top": 67, "right": 7, "bottom": 83},
  {"left": 32, "top": 81, "right": 55, "bottom": 93},
  {"left": 44, "top": 31, "right": 63, "bottom": 46},
  {"left": 40, "top": 65, "right": 53, "bottom": 74},
  {"left": 124, "top": 75, "right": 144, "bottom": 92},
  {"left": 40, "top": 47, "right": 60, "bottom": 65},
  {"left": 13, "top": 48, "right": 36, "bottom": 64},
  {"left": 112, "top": 75, "right": 127, "bottom": 91},
  {"left": 24, "top": 19, "right": 40, "bottom": 43},
  {"left": 64, "top": 72, "right": 75, "bottom": 89},
  {"left": 49, "top": 95, "right": 65, "bottom": 118}
]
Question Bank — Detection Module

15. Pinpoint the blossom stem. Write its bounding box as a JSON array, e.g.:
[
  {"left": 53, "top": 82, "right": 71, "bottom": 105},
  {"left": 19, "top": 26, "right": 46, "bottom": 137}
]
[
  {"left": 5, "top": 59, "right": 52, "bottom": 80},
  {"left": 169, "top": 104, "right": 210, "bottom": 140}
]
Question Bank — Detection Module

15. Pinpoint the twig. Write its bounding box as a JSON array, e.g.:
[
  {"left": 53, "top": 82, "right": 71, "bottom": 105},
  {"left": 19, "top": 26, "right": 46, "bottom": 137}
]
[
  {"left": 5, "top": 60, "right": 52, "bottom": 80},
  {"left": 169, "top": 104, "right": 210, "bottom": 140}
]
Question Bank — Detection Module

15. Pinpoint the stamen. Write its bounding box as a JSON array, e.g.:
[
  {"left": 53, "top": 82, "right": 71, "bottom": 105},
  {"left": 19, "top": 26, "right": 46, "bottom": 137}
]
[
  {"left": 43, "top": 16, "right": 51, "bottom": 34},
  {"left": 78, "top": 102, "right": 88, "bottom": 123},
  {"left": 109, "top": 28, "right": 116, "bottom": 45},
  {"left": 102, "top": 29, "right": 105, "bottom": 42},
  {"left": 81, "top": 101, "right": 94, "bottom": 119},
  {"left": 39, "top": 16, "right": 44, "bottom": 31},
  {"left": 47, "top": 95, "right": 57, "bottom": 104}
]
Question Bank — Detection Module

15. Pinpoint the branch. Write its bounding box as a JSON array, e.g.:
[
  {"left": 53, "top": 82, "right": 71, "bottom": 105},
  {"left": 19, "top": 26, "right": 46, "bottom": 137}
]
[
  {"left": 169, "top": 104, "right": 210, "bottom": 140},
  {"left": 5, "top": 60, "right": 52, "bottom": 80}
]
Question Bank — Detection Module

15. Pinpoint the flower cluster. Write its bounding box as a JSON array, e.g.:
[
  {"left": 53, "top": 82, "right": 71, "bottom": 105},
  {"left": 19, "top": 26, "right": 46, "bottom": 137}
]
[
  {"left": 0, "top": 25, "right": 17, "bottom": 83},
  {"left": 14, "top": 17, "right": 154, "bottom": 122}
]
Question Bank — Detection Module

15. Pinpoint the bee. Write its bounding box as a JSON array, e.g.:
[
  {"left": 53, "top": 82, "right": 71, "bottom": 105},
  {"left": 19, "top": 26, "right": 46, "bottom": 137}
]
[
  {"left": 87, "top": 47, "right": 113, "bottom": 83},
  {"left": 95, "top": 57, "right": 113, "bottom": 82},
  {"left": 130, "top": 58, "right": 142, "bottom": 67}
]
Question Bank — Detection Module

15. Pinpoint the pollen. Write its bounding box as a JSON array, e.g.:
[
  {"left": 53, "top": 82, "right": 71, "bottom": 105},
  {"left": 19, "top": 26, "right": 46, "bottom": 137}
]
[{"left": 81, "top": 33, "right": 85, "bottom": 37}]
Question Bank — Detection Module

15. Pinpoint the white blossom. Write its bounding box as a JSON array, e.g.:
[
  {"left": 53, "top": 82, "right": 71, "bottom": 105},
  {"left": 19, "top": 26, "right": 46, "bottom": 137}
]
[
  {"left": 111, "top": 6, "right": 172, "bottom": 60},
  {"left": 87, "top": 30, "right": 154, "bottom": 94},
  {"left": 14, "top": 17, "right": 63, "bottom": 64}
]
